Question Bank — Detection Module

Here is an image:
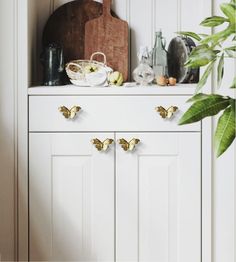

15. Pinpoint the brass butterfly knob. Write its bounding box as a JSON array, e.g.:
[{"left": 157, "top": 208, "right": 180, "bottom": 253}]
[
  {"left": 118, "top": 138, "right": 140, "bottom": 151},
  {"left": 155, "top": 106, "right": 178, "bottom": 119},
  {"left": 59, "top": 106, "right": 81, "bottom": 119},
  {"left": 91, "top": 138, "right": 114, "bottom": 151}
]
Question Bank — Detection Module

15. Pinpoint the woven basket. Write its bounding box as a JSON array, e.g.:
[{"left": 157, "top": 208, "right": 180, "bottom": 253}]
[{"left": 66, "top": 52, "right": 111, "bottom": 86}]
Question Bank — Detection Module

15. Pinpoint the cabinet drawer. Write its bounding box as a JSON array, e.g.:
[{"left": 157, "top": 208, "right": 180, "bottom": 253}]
[{"left": 29, "top": 96, "right": 201, "bottom": 132}]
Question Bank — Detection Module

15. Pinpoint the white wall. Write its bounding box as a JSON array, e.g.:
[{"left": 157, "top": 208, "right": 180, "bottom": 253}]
[
  {"left": 212, "top": 0, "right": 236, "bottom": 261},
  {"left": 0, "top": 0, "right": 235, "bottom": 261},
  {"left": 0, "top": 0, "right": 16, "bottom": 261}
]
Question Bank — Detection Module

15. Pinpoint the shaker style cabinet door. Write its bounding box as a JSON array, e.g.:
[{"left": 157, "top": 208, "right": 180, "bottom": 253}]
[
  {"left": 116, "top": 133, "right": 201, "bottom": 262},
  {"left": 29, "top": 133, "right": 115, "bottom": 262}
]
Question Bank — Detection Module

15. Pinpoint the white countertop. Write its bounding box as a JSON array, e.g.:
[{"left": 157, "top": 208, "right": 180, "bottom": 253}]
[{"left": 28, "top": 84, "right": 197, "bottom": 96}]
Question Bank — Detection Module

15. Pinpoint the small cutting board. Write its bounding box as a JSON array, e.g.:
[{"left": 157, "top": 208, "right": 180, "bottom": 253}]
[
  {"left": 42, "top": 0, "right": 118, "bottom": 63},
  {"left": 84, "top": 0, "right": 129, "bottom": 81}
]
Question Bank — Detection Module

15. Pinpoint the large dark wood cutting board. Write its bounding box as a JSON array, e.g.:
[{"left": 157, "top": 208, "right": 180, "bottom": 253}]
[
  {"left": 42, "top": 0, "right": 118, "bottom": 63},
  {"left": 84, "top": 0, "right": 129, "bottom": 81}
]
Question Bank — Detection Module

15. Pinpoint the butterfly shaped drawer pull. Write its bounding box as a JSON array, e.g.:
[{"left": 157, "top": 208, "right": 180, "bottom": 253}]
[
  {"left": 118, "top": 138, "right": 140, "bottom": 152},
  {"left": 155, "top": 106, "right": 178, "bottom": 119},
  {"left": 58, "top": 106, "right": 81, "bottom": 119},
  {"left": 91, "top": 138, "right": 114, "bottom": 151}
]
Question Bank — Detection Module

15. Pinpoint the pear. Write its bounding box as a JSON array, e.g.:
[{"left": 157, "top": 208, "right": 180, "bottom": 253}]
[{"left": 108, "top": 71, "right": 124, "bottom": 86}]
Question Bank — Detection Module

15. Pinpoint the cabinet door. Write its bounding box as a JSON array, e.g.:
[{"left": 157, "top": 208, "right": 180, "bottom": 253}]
[
  {"left": 116, "top": 133, "right": 201, "bottom": 262},
  {"left": 29, "top": 133, "right": 115, "bottom": 262}
]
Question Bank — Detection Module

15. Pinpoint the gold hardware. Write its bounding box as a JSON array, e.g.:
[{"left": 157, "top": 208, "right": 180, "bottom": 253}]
[
  {"left": 91, "top": 138, "right": 114, "bottom": 151},
  {"left": 58, "top": 106, "right": 81, "bottom": 119},
  {"left": 118, "top": 138, "right": 140, "bottom": 151},
  {"left": 155, "top": 106, "right": 178, "bottom": 119}
]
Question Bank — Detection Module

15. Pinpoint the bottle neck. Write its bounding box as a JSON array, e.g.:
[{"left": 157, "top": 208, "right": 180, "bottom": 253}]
[{"left": 154, "top": 33, "right": 163, "bottom": 49}]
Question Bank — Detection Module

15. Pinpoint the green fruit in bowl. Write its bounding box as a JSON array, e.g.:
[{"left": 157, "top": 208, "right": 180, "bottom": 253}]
[
  {"left": 84, "top": 65, "right": 98, "bottom": 74},
  {"left": 108, "top": 71, "right": 124, "bottom": 86}
]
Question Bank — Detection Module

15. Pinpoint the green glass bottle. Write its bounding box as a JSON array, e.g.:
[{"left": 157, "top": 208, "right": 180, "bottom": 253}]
[{"left": 152, "top": 30, "right": 168, "bottom": 78}]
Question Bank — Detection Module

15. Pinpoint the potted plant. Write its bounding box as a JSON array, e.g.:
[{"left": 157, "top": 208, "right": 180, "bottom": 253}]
[{"left": 178, "top": 0, "right": 236, "bottom": 157}]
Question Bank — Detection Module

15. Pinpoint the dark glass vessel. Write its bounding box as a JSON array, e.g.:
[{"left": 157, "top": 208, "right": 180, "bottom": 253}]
[{"left": 41, "top": 43, "right": 65, "bottom": 86}]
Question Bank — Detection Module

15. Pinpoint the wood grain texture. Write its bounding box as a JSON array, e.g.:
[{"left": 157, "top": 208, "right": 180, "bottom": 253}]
[
  {"left": 85, "top": 0, "right": 129, "bottom": 81},
  {"left": 43, "top": 0, "right": 117, "bottom": 63}
]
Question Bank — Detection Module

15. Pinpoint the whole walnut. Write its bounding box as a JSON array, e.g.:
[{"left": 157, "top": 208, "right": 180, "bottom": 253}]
[
  {"left": 156, "top": 76, "right": 168, "bottom": 86},
  {"left": 168, "top": 77, "right": 177, "bottom": 86}
]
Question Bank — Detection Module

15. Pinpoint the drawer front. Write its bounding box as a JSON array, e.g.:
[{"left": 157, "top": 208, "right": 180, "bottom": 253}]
[{"left": 29, "top": 96, "right": 201, "bottom": 132}]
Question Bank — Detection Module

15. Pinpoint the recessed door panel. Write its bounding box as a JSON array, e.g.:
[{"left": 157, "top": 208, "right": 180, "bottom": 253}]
[
  {"left": 29, "top": 133, "right": 115, "bottom": 262},
  {"left": 116, "top": 133, "right": 201, "bottom": 262}
]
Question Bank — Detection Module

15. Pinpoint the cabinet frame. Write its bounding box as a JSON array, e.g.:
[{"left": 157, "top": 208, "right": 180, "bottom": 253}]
[
  {"left": 17, "top": 98, "right": 212, "bottom": 262},
  {"left": 16, "top": 1, "right": 213, "bottom": 262}
]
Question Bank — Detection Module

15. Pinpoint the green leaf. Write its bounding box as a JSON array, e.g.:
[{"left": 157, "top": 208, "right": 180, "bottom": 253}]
[
  {"left": 185, "top": 45, "right": 217, "bottom": 68},
  {"left": 230, "top": 99, "right": 236, "bottom": 111},
  {"left": 196, "top": 60, "right": 215, "bottom": 93},
  {"left": 187, "top": 93, "right": 223, "bottom": 103},
  {"left": 224, "top": 45, "right": 236, "bottom": 51},
  {"left": 187, "top": 93, "right": 210, "bottom": 102},
  {"left": 199, "top": 33, "right": 210, "bottom": 38},
  {"left": 200, "top": 16, "right": 229, "bottom": 27},
  {"left": 200, "top": 27, "right": 233, "bottom": 45},
  {"left": 231, "top": 76, "right": 236, "bottom": 88},
  {"left": 176, "top": 31, "right": 201, "bottom": 41},
  {"left": 217, "top": 53, "right": 224, "bottom": 88},
  {"left": 225, "top": 49, "right": 236, "bottom": 57},
  {"left": 220, "top": 3, "right": 236, "bottom": 24},
  {"left": 214, "top": 106, "right": 236, "bottom": 157},
  {"left": 179, "top": 95, "right": 231, "bottom": 125}
]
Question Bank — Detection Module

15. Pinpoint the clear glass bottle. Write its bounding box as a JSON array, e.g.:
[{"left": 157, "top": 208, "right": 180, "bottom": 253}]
[
  {"left": 132, "top": 46, "right": 155, "bottom": 85},
  {"left": 152, "top": 30, "right": 168, "bottom": 78}
]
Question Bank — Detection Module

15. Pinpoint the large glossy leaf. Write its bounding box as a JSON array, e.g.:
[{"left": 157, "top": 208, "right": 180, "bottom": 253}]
[
  {"left": 217, "top": 53, "right": 224, "bottom": 88},
  {"left": 200, "top": 27, "right": 233, "bottom": 45},
  {"left": 220, "top": 3, "right": 236, "bottom": 24},
  {"left": 179, "top": 95, "right": 231, "bottom": 125},
  {"left": 231, "top": 76, "right": 236, "bottom": 88},
  {"left": 225, "top": 49, "right": 236, "bottom": 57},
  {"left": 230, "top": 99, "right": 236, "bottom": 111},
  {"left": 195, "top": 60, "right": 215, "bottom": 93},
  {"left": 214, "top": 106, "right": 236, "bottom": 157},
  {"left": 187, "top": 93, "right": 223, "bottom": 103},
  {"left": 185, "top": 45, "right": 216, "bottom": 68},
  {"left": 199, "top": 33, "right": 210, "bottom": 38},
  {"left": 200, "top": 16, "right": 229, "bottom": 27},
  {"left": 176, "top": 31, "right": 201, "bottom": 41},
  {"left": 224, "top": 45, "right": 236, "bottom": 51}
]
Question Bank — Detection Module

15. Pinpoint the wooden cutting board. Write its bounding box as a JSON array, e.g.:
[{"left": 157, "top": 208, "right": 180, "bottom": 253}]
[
  {"left": 84, "top": 0, "right": 129, "bottom": 81},
  {"left": 42, "top": 0, "right": 118, "bottom": 63}
]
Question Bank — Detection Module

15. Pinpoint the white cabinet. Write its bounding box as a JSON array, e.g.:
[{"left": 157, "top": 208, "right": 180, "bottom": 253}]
[
  {"left": 29, "top": 133, "right": 115, "bottom": 261},
  {"left": 116, "top": 133, "right": 201, "bottom": 262},
  {"left": 28, "top": 87, "right": 202, "bottom": 262},
  {"left": 29, "top": 95, "right": 200, "bottom": 132}
]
